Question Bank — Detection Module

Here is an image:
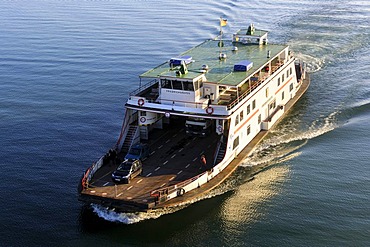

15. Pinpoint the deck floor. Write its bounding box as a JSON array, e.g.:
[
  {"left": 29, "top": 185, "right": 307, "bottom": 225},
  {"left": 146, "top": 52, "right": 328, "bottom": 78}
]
[{"left": 81, "top": 119, "right": 219, "bottom": 207}]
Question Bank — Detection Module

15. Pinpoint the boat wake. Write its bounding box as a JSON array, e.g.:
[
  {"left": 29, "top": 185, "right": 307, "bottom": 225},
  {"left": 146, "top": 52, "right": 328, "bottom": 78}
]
[
  {"left": 241, "top": 110, "right": 339, "bottom": 168},
  {"left": 294, "top": 52, "right": 324, "bottom": 73}
]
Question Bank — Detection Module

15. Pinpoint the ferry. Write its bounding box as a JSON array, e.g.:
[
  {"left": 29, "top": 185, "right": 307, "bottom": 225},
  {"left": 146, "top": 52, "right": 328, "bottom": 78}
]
[{"left": 78, "top": 21, "right": 310, "bottom": 212}]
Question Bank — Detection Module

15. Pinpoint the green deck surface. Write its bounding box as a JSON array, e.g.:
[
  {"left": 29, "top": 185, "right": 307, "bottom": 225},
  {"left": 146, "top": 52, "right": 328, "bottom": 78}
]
[{"left": 140, "top": 38, "right": 287, "bottom": 87}]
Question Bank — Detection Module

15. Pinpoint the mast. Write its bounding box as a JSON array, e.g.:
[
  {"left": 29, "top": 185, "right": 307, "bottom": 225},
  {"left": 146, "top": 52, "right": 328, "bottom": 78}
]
[{"left": 219, "top": 17, "right": 227, "bottom": 59}]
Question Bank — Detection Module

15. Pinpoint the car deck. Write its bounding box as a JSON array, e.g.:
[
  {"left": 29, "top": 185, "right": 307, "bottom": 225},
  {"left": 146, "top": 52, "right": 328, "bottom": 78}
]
[{"left": 79, "top": 119, "right": 219, "bottom": 210}]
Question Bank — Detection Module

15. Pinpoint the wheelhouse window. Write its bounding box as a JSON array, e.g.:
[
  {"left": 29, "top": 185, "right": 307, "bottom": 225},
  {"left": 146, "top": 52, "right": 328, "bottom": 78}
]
[
  {"left": 162, "top": 79, "right": 172, "bottom": 89},
  {"left": 161, "top": 79, "right": 195, "bottom": 91},
  {"left": 183, "top": 81, "right": 194, "bottom": 91},
  {"left": 172, "top": 80, "right": 182, "bottom": 90}
]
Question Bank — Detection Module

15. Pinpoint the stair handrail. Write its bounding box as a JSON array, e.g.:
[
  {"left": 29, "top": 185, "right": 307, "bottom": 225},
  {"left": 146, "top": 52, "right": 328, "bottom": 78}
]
[
  {"left": 127, "top": 126, "right": 140, "bottom": 152},
  {"left": 115, "top": 110, "right": 130, "bottom": 150},
  {"left": 213, "top": 135, "right": 224, "bottom": 165}
]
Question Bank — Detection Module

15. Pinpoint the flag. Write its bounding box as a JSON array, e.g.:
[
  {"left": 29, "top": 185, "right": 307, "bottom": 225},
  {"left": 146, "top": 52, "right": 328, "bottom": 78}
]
[{"left": 220, "top": 18, "right": 227, "bottom": 27}]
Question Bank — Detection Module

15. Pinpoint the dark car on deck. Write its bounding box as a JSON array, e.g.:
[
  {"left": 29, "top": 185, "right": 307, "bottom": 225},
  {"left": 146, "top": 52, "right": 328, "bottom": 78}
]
[
  {"left": 111, "top": 159, "right": 143, "bottom": 184},
  {"left": 124, "top": 143, "right": 150, "bottom": 160}
]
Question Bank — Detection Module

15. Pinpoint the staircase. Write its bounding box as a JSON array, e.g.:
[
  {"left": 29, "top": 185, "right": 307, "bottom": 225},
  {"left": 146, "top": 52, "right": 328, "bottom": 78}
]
[
  {"left": 121, "top": 125, "right": 138, "bottom": 153},
  {"left": 215, "top": 141, "right": 227, "bottom": 164}
]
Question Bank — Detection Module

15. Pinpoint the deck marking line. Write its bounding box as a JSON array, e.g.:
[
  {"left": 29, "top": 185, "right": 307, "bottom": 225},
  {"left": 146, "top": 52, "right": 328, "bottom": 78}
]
[
  {"left": 146, "top": 173, "right": 152, "bottom": 177},
  {"left": 192, "top": 157, "right": 198, "bottom": 162},
  {"left": 155, "top": 167, "right": 161, "bottom": 171},
  {"left": 177, "top": 170, "right": 183, "bottom": 175},
  {"left": 178, "top": 148, "right": 184, "bottom": 153},
  {"left": 185, "top": 164, "right": 190, "bottom": 168},
  {"left": 103, "top": 182, "right": 110, "bottom": 186},
  {"left": 137, "top": 179, "right": 143, "bottom": 184},
  {"left": 163, "top": 160, "right": 168, "bottom": 165},
  {"left": 158, "top": 145, "right": 163, "bottom": 149},
  {"left": 165, "top": 139, "right": 170, "bottom": 143},
  {"left": 150, "top": 151, "right": 156, "bottom": 155},
  {"left": 117, "top": 192, "right": 123, "bottom": 197},
  {"left": 171, "top": 154, "right": 176, "bottom": 159},
  {"left": 172, "top": 133, "right": 178, "bottom": 137},
  {"left": 199, "top": 151, "right": 205, "bottom": 155},
  {"left": 127, "top": 186, "right": 133, "bottom": 191},
  {"left": 160, "top": 183, "right": 167, "bottom": 187},
  {"left": 169, "top": 176, "right": 176, "bottom": 181}
]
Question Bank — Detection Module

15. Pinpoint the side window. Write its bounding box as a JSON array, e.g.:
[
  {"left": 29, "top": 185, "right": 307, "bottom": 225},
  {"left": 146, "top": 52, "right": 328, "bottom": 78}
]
[
  {"left": 277, "top": 78, "right": 281, "bottom": 86},
  {"left": 247, "top": 125, "right": 251, "bottom": 135},
  {"left": 269, "top": 100, "right": 276, "bottom": 110},
  {"left": 233, "top": 136, "right": 239, "bottom": 149},
  {"left": 290, "top": 83, "right": 293, "bottom": 92},
  {"left": 258, "top": 114, "right": 261, "bottom": 124},
  {"left": 282, "top": 91, "right": 285, "bottom": 100},
  {"left": 235, "top": 115, "right": 239, "bottom": 126},
  {"left": 247, "top": 105, "right": 251, "bottom": 115},
  {"left": 252, "top": 100, "right": 256, "bottom": 110},
  {"left": 240, "top": 111, "right": 244, "bottom": 121}
]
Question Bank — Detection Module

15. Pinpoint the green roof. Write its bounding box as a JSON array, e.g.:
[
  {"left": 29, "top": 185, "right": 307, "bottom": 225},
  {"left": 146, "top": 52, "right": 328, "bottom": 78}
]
[{"left": 140, "top": 38, "right": 287, "bottom": 87}]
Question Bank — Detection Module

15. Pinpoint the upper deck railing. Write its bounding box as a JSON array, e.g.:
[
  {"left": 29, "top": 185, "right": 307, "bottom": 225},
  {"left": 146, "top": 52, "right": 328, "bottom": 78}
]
[
  {"left": 129, "top": 58, "right": 292, "bottom": 113},
  {"left": 129, "top": 79, "right": 157, "bottom": 97}
]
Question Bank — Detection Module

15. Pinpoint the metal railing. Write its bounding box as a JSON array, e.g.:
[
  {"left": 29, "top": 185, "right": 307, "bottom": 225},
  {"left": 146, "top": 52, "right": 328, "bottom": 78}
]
[{"left": 129, "top": 79, "right": 158, "bottom": 96}]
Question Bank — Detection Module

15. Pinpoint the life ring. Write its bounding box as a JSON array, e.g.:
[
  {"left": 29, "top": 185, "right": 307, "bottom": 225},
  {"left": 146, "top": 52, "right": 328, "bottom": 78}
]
[
  {"left": 138, "top": 98, "right": 145, "bottom": 106},
  {"left": 140, "top": 116, "right": 146, "bottom": 123},
  {"left": 177, "top": 188, "right": 185, "bottom": 196},
  {"left": 217, "top": 125, "right": 223, "bottom": 133},
  {"left": 206, "top": 106, "right": 214, "bottom": 115}
]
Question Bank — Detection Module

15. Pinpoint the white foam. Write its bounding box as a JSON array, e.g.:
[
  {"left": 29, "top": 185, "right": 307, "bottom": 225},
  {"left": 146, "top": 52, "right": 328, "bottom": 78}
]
[
  {"left": 243, "top": 111, "right": 339, "bottom": 168},
  {"left": 294, "top": 52, "right": 325, "bottom": 73},
  {"left": 91, "top": 204, "right": 187, "bottom": 224}
]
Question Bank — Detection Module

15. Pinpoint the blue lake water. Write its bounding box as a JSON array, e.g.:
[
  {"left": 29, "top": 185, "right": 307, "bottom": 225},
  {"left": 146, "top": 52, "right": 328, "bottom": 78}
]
[{"left": 0, "top": 0, "right": 369, "bottom": 246}]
